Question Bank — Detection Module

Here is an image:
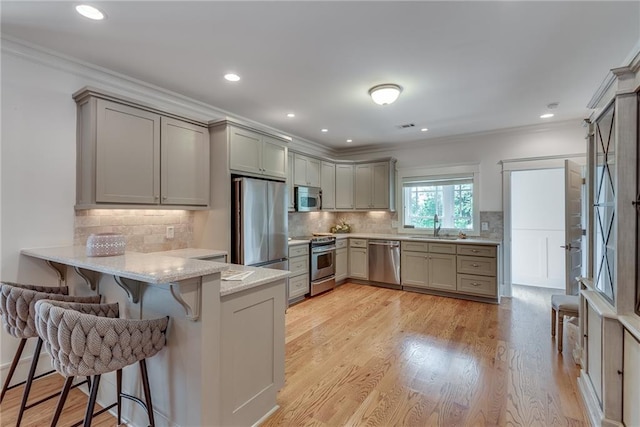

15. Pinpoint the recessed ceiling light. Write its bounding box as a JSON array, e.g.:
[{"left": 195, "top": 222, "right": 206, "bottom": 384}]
[
  {"left": 540, "top": 113, "right": 554, "bottom": 119},
  {"left": 421, "top": 128, "right": 428, "bottom": 132},
  {"left": 75, "top": 4, "right": 105, "bottom": 20},
  {"left": 224, "top": 73, "right": 240, "bottom": 82},
  {"left": 321, "top": 129, "right": 328, "bottom": 133},
  {"left": 287, "top": 113, "right": 295, "bottom": 118},
  {"left": 346, "top": 139, "right": 353, "bottom": 143}
]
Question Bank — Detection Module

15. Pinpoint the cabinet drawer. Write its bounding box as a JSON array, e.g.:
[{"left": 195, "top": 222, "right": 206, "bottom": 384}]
[
  {"left": 335, "top": 239, "right": 348, "bottom": 249},
  {"left": 289, "top": 256, "right": 309, "bottom": 276},
  {"left": 457, "top": 256, "right": 497, "bottom": 276},
  {"left": 428, "top": 242, "right": 457, "bottom": 254},
  {"left": 457, "top": 245, "right": 496, "bottom": 258},
  {"left": 350, "top": 238, "right": 367, "bottom": 248},
  {"left": 402, "top": 241, "right": 429, "bottom": 252},
  {"left": 289, "top": 274, "right": 309, "bottom": 299},
  {"left": 457, "top": 274, "right": 497, "bottom": 297},
  {"left": 289, "top": 244, "right": 309, "bottom": 257}
]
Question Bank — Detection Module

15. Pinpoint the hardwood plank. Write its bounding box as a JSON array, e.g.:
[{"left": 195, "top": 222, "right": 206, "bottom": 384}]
[{"left": 264, "top": 283, "right": 586, "bottom": 427}]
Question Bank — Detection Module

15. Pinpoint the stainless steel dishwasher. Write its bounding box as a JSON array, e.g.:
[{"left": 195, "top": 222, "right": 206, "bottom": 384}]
[{"left": 368, "top": 240, "right": 401, "bottom": 286}]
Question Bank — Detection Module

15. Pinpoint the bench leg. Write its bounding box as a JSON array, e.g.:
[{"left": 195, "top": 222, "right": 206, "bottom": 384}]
[
  {"left": 551, "top": 308, "right": 557, "bottom": 337},
  {"left": 558, "top": 312, "right": 564, "bottom": 352}
]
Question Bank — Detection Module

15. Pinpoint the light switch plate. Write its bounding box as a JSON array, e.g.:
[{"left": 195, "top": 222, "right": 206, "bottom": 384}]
[
  {"left": 166, "top": 226, "right": 175, "bottom": 239},
  {"left": 481, "top": 222, "right": 489, "bottom": 231}
]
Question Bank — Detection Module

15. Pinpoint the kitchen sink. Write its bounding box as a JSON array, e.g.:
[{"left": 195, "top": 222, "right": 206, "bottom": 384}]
[{"left": 409, "top": 236, "right": 458, "bottom": 241}]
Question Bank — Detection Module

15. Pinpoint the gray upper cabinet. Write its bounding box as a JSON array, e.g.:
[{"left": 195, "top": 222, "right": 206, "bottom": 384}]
[
  {"left": 229, "top": 126, "right": 287, "bottom": 180},
  {"left": 161, "top": 117, "right": 210, "bottom": 206},
  {"left": 320, "top": 161, "right": 336, "bottom": 210},
  {"left": 74, "top": 88, "right": 210, "bottom": 209},
  {"left": 355, "top": 162, "right": 390, "bottom": 209},
  {"left": 335, "top": 164, "right": 354, "bottom": 210},
  {"left": 95, "top": 100, "right": 161, "bottom": 204},
  {"left": 294, "top": 153, "right": 321, "bottom": 187}
]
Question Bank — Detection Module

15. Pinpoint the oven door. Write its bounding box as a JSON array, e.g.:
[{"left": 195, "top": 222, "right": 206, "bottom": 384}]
[{"left": 311, "top": 247, "right": 335, "bottom": 281}]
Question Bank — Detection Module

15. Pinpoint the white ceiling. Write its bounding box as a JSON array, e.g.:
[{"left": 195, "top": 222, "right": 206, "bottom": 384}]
[{"left": 1, "top": 1, "right": 639, "bottom": 150}]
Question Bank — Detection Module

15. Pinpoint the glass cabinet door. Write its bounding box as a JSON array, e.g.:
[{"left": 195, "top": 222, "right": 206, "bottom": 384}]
[{"left": 594, "top": 103, "right": 616, "bottom": 303}]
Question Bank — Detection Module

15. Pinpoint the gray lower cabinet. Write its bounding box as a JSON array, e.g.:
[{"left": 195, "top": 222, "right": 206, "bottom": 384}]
[
  {"left": 288, "top": 244, "right": 309, "bottom": 302},
  {"left": 74, "top": 88, "right": 209, "bottom": 208},
  {"left": 335, "top": 239, "right": 348, "bottom": 282},
  {"left": 348, "top": 239, "right": 368, "bottom": 280},
  {"left": 401, "top": 241, "right": 498, "bottom": 300},
  {"left": 220, "top": 279, "right": 285, "bottom": 426},
  {"left": 400, "top": 242, "right": 456, "bottom": 291}
]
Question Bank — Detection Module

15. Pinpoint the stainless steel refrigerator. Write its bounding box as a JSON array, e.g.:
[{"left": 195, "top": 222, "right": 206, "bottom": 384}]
[{"left": 232, "top": 177, "right": 288, "bottom": 270}]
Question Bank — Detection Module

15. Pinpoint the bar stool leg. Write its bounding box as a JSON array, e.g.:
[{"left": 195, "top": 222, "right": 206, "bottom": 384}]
[
  {"left": 0, "top": 338, "right": 27, "bottom": 402},
  {"left": 50, "top": 376, "right": 74, "bottom": 427},
  {"left": 139, "top": 360, "right": 156, "bottom": 427},
  {"left": 116, "top": 369, "right": 122, "bottom": 425},
  {"left": 83, "top": 375, "right": 101, "bottom": 427},
  {"left": 16, "top": 337, "right": 44, "bottom": 427}
]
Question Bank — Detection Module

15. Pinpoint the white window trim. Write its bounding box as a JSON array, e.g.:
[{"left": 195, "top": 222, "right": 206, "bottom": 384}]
[{"left": 397, "top": 164, "right": 480, "bottom": 236}]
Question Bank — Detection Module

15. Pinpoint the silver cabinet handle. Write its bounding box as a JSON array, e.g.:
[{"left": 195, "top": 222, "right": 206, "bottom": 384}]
[
  {"left": 471, "top": 263, "right": 479, "bottom": 267},
  {"left": 471, "top": 249, "right": 480, "bottom": 253},
  {"left": 154, "top": 195, "right": 159, "bottom": 200},
  {"left": 470, "top": 282, "right": 481, "bottom": 286}
]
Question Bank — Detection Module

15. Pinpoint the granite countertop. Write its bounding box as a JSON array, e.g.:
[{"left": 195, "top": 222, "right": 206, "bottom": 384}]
[
  {"left": 288, "top": 233, "right": 500, "bottom": 246},
  {"left": 154, "top": 248, "right": 227, "bottom": 260},
  {"left": 218, "top": 264, "right": 290, "bottom": 297},
  {"left": 21, "top": 246, "right": 228, "bottom": 284}
]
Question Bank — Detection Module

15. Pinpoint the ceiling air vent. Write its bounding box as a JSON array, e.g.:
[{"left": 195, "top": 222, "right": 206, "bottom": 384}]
[{"left": 396, "top": 123, "right": 415, "bottom": 129}]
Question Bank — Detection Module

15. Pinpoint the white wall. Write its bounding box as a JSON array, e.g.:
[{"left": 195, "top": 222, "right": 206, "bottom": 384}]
[
  {"left": 337, "top": 121, "right": 587, "bottom": 212},
  {"left": 511, "top": 168, "right": 565, "bottom": 288}
]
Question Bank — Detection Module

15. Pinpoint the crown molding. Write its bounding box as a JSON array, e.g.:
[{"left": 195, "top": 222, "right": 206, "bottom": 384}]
[
  {"left": 335, "top": 119, "right": 584, "bottom": 158},
  {"left": 1, "top": 35, "right": 330, "bottom": 156},
  {"left": 587, "top": 39, "right": 640, "bottom": 108}
]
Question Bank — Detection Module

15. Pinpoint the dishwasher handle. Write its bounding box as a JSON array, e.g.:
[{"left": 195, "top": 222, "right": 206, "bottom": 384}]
[{"left": 368, "top": 241, "right": 400, "bottom": 248}]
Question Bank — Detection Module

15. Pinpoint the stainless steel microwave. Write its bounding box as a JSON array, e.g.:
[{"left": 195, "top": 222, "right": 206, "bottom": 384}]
[{"left": 294, "top": 186, "right": 322, "bottom": 212}]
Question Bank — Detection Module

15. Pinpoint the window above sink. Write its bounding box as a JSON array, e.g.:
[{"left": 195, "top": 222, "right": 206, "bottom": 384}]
[{"left": 398, "top": 164, "right": 480, "bottom": 236}]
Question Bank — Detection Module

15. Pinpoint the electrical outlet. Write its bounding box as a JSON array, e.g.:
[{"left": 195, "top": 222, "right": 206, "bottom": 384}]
[
  {"left": 166, "top": 226, "right": 175, "bottom": 239},
  {"left": 391, "top": 220, "right": 398, "bottom": 228},
  {"left": 481, "top": 222, "right": 489, "bottom": 232}
]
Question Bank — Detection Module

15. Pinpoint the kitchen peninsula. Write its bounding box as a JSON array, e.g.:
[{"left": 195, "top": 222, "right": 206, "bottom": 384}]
[{"left": 21, "top": 246, "right": 288, "bottom": 427}]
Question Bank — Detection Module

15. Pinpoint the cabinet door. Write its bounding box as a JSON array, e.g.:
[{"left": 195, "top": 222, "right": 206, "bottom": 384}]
[
  {"left": 624, "top": 330, "right": 640, "bottom": 426},
  {"left": 161, "top": 118, "right": 209, "bottom": 206},
  {"left": 371, "top": 162, "right": 390, "bottom": 209},
  {"left": 321, "top": 161, "right": 336, "bottom": 210},
  {"left": 262, "top": 136, "right": 287, "bottom": 179},
  {"left": 335, "top": 164, "right": 354, "bottom": 209},
  {"left": 428, "top": 253, "right": 457, "bottom": 291},
  {"left": 401, "top": 251, "right": 428, "bottom": 287},
  {"left": 307, "top": 158, "right": 321, "bottom": 187},
  {"left": 293, "top": 154, "right": 308, "bottom": 186},
  {"left": 355, "top": 164, "right": 373, "bottom": 209},
  {"left": 286, "top": 152, "right": 295, "bottom": 210},
  {"left": 229, "top": 127, "right": 262, "bottom": 175},
  {"left": 586, "top": 303, "right": 603, "bottom": 403},
  {"left": 349, "top": 247, "right": 368, "bottom": 280},
  {"left": 96, "top": 100, "right": 160, "bottom": 204},
  {"left": 335, "top": 248, "right": 348, "bottom": 282}
]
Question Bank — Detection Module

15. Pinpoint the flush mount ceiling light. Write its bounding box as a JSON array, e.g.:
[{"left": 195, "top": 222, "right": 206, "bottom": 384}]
[
  {"left": 368, "top": 84, "right": 402, "bottom": 105},
  {"left": 75, "top": 4, "right": 105, "bottom": 20},
  {"left": 224, "top": 73, "right": 240, "bottom": 82}
]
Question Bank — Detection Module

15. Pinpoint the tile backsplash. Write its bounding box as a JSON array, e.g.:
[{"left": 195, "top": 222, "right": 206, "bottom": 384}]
[
  {"left": 288, "top": 210, "right": 504, "bottom": 241},
  {"left": 75, "top": 209, "right": 193, "bottom": 253}
]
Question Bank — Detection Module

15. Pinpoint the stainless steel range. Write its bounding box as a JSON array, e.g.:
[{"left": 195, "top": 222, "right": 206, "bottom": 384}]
[{"left": 309, "top": 235, "right": 336, "bottom": 296}]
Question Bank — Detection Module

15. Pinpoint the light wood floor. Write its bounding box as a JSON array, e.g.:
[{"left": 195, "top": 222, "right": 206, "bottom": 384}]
[
  {"left": 263, "top": 283, "right": 586, "bottom": 426},
  {"left": 0, "top": 374, "right": 114, "bottom": 426},
  {"left": 1, "top": 283, "right": 585, "bottom": 426}
]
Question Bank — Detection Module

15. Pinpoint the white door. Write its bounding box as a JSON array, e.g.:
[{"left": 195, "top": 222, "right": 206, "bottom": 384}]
[{"left": 564, "top": 159, "right": 583, "bottom": 295}]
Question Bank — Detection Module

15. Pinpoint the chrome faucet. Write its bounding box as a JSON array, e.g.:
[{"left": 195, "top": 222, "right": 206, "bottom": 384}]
[{"left": 434, "top": 214, "right": 441, "bottom": 237}]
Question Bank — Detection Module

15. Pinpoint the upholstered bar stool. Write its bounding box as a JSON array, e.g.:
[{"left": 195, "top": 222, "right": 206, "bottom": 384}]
[
  {"left": 0, "top": 282, "right": 101, "bottom": 426},
  {"left": 551, "top": 294, "right": 580, "bottom": 352},
  {"left": 35, "top": 299, "right": 169, "bottom": 427}
]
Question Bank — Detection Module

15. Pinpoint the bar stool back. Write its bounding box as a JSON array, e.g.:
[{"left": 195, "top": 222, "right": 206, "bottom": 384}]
[
  {"left": 0, "top": 282, "right": 101, "bottom": 426},
  {"left": 35, "top": 299, "right": 169, "bottom": 427}
]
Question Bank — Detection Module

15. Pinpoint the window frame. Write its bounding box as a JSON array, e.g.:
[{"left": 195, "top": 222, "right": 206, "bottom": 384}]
[{"left": 397, "top": 164, "right": 480, "bottom": 236}]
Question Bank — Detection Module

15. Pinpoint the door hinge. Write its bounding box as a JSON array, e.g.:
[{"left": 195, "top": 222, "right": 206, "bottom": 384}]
[
  {"left": 582, "top": 178, "right": 586, "bottom": 185},
  {"left": 582, "top": 229, "right": 587, "bottom": 236}
]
